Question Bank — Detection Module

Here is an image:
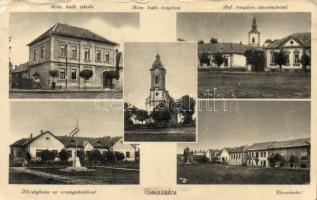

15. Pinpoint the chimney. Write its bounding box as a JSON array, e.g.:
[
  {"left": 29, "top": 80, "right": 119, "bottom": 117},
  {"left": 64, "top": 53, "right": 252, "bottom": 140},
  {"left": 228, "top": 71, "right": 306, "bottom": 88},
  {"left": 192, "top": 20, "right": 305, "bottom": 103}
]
[
  {"left": 30, "top": 133, "right": 33, "bottom": 140},
  {"left": 40, "top": 130, "right": 43, "bottom": 134},
  {"left": 240, "top": 41, "right": 242, "bottom": 45}
]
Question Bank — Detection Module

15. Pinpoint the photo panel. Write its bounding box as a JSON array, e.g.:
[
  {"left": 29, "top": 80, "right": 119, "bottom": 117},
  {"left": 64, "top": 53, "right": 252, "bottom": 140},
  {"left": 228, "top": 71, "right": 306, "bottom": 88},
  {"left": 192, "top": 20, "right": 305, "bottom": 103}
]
[
  {"left": 177, "top": 12, "right": 311, "bottom": 99},
  {"left": 177, "top": 100, "right": 310, "bottom": 184},
  {"left": 9, "top": 101, "right": 140, "bottom": 185},
  {"left": 124, "top": 42, "right": 198, "bottom": 142}
]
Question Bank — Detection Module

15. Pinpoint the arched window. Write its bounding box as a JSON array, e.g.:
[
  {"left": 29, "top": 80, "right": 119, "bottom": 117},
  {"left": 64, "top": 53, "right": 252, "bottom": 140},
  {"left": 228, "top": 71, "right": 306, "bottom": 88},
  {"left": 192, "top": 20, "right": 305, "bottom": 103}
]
[
  {"left": 294, "top": 50, "right": 300, "bottom": 65},
  {"left": 252, "top": 37, "right": 255, "bottom": 43},
  {"left": 154, "top": 76, "right": 159, "bottom": 85}
]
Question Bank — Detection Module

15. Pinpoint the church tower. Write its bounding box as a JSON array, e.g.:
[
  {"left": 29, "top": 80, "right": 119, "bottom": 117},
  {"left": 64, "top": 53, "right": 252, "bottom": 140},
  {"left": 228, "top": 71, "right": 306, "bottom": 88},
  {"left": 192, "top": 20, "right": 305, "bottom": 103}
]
[
  {"left": 146, "top": 54, "right": 171, "bottom": 113},
  {"left": 248, "top": 16, "right": 260, "bottom": 47}
]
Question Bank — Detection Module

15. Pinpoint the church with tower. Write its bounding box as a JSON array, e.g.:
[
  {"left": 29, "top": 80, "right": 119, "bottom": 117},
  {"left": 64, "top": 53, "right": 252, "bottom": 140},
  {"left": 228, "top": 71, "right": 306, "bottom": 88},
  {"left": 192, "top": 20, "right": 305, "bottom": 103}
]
[{"left": 198, "top": 16, "right": 261, "bottom": 70}]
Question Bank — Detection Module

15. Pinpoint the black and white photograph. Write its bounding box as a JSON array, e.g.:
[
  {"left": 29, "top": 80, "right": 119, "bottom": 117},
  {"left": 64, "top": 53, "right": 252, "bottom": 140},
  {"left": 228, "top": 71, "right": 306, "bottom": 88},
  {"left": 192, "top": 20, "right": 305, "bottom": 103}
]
[
  {"left": 9, "top": 12, "right": 140, "bottom": 99},
  {"left": 177, "top": 12, "right": 311, "bottom": 99},
  {"left": 177, "top": 100, "right": 310, "bottom": 184},
  {"left": 9, "top": 101, "right": 140, "bottom": 184},
  {"left": 124, "top": 42, "right": 197, "bottom": 142}
]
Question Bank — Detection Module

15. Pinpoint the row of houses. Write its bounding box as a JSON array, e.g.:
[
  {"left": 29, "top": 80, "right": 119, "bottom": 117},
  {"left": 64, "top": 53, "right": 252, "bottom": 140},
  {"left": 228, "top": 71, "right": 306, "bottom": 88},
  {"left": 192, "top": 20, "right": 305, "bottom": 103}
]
[
  {"left": 10, "top": 23, "right": 123, "bottom": 90},
  {"left": 10, "top": 130, "right": 138, "bottom": 165},
  {"left": 198, "top": 17, "right": 311, "bottom": 71},
  {"left": 199, "top": 138, "right": 310, "bottom": 169}
]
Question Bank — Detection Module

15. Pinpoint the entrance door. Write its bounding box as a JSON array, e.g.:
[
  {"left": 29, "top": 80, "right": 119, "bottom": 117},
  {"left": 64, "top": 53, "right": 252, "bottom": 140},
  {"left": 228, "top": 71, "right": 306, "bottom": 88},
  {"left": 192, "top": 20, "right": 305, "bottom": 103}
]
[{"left": 103, "top": 72, "right": 113, "bottom": 89}]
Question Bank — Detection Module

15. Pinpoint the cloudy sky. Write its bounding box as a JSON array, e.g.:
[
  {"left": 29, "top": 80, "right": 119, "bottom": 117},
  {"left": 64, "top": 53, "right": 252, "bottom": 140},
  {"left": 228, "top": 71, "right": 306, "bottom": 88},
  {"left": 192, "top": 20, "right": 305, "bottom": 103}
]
[
  {"left": 10, "top": 101, "right": 123, "bottom": 143},
  {"left": 178, "top": 101, "right": 310, "bottom": 153},
  {"left": 9, "top": 12, "right": 139, "bottom": 66},
  {"left": 124, "top": 42, "right": 197, "bottom": 110},
  {"left": 177, "top": 12, "right": 310, "bottom": 44}
]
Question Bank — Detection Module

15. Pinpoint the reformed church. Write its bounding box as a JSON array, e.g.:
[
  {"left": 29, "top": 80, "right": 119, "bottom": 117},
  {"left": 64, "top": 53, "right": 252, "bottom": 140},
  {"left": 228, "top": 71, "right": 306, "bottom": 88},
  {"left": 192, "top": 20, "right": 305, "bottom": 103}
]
[{"left": 198, "top": 17, "right": 311, "bottom": 71}]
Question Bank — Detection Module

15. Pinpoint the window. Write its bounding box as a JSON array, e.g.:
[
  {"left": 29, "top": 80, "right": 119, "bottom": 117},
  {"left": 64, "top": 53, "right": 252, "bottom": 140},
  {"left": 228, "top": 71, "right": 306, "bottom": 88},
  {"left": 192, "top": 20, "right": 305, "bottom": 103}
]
[
  {"left": 40, "top": 47, "right": 45, "bottom": 58},
  {"left": 52, "top": 150, "right": 58, "bottom": 156},
  {"left": 16, "top": 150, "right": 23, "bottom": 157},
  {"left": 46, "top": 137, "right": 50, "bottom": 140},
  {"left": 60, "top": 45, "right": 66, "bottom": 57},
  {"left": 33, "top": 50, "right": 37, "bottom": 61},
  {"left": 96, "top": 50, "right": 101, "bottom": 61},
  {"left": 71, "top": 68, "right": 77, "bottom": 80},
  {"left": 285, "top": 52, "right": 290, "bottom": 64},
  {"left": 71, "top": 46, "right": 77, "bottom": 59},
  {"left": 59, "top": 68, "right": 65, "bottom": 79},
  {"left": 36, "top": 150, "right": 42, "bottom": 157},
  {"left": 105, "top": 51, "right": 110, "bottom": 62},
  {"left": 252, "top": 37, "right": 255, "bottom": 43},
  {"left": 294, "top": 50, "right": 300, "bottom": 65},
  {"left": 154, "top": 76, "right": 159, "bottom": 85},
  {"left": 126, "top": 152, "right": 130, "bottom": 158},
  {"left": 84, "top": 48, "right": 90, "bottom": 60},
  {"left": 290, "top": 40, "right": 294, "bottom": 45},
  {"left": 224, "top": 57, "right": 229, "bottom": 67},
  {"left": 67, "top": 150, "right": 72, "bottom": 157},
  {"left": 270, "top": 51, "right": 275, "bottom": 65}
]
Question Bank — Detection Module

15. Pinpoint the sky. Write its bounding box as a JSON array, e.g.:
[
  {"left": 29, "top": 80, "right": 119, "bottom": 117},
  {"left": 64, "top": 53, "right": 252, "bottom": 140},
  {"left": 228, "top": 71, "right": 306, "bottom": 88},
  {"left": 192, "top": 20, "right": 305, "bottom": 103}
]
[
  {"left": 124, "top": 42, "right": 197, "bottom": 110},
  {"left": 177, "top": 12, "right": 311, "bottom": 45},
  {"left": 10, "top": 101, "right": 123, "bottom": 143},
  {"left": 9, "top": 12, "right": 139, "bottom": 66},
  {"left": 178, "top": 101, "right": 310, "bottom": 153}
]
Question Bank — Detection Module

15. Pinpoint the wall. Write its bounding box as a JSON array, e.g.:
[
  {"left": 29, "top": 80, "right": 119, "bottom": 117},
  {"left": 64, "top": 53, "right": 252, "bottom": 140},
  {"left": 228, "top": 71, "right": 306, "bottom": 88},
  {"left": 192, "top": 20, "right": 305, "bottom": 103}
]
[
  {"left": 29, "top": 38, "right": 51, "bottom": 66},
  {"left": 27, "top": 132, "right": 64, "bottom": 157},
  {"left": 112, "top": 139, "right": 136, "bottom": 161}
]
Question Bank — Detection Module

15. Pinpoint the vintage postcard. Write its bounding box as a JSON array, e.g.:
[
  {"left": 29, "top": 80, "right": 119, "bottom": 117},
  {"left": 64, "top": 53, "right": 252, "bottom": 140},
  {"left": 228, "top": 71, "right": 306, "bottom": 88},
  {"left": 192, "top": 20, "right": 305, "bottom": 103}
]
[{"left": 0, "top": 0, "right": 316, "bottom": 200}]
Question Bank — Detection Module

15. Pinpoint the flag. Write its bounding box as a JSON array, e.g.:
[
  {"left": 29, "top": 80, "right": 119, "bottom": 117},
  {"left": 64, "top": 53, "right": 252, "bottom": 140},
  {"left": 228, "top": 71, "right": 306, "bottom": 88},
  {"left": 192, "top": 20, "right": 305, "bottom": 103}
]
[{"left": 69, "top": 127, "right": 79, "bottom": 137}]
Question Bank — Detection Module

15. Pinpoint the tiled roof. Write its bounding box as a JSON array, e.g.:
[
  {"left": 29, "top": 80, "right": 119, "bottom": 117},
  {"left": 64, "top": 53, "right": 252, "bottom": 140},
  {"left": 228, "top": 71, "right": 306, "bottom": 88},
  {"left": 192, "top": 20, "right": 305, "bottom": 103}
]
[
  {"left": 230, "top": 145, "right": 249, "bottom": 153},
  {"left": 264, "top": 32, "right": 311, "bottom": 49},
  {"left": 269, "top": 138, "right": 310, "bottom": 149},
  {"left": 28, "top": 23, "right": 118, "bottom": 46},
  {"left": 56, "top": 136, "right": 121, "bottom": 148},
  {"left": 247, "top": 141, "right": 275, "bottom": 151},
  {"left": 10, "top": 130, "right": 124, "bottom": 149},
  {"left": 198, "top": 42, "right": 259, "bottom": 55}
]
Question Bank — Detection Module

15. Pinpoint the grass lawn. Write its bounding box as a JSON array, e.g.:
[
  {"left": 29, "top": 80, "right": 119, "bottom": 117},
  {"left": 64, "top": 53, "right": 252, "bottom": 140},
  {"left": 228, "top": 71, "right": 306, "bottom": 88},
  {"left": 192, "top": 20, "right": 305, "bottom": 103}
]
[
  {"left": 9, "top": 167, "right": 139, "bottom": 184},
  {"left": 125, "top": 127, "right": 196, "bottom": 142},
  {"left": 9, "top": 90, "right": 122, "bottom": 99},
  {"left": 177, "top": 164, "right": 310, "bottom": 184},
  {"left": 198, "top": 71, "right": 311, "bottom": 98}
]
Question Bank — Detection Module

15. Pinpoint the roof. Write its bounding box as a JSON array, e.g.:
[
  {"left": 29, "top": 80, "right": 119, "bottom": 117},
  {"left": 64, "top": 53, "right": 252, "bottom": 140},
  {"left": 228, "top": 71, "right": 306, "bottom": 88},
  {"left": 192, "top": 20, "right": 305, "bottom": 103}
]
[
  {"left": 230, "top": 145, "right": 249, "bottom": 153},
  {"left": 150, "top": 54, "right": 166, "bottom": 71},
  {"left": 11, "top": 62, "right": 29, "bottom": 74},
  {"left": 247, "top": 141, "right": 275, "bottom": 151},
  {"left": 10, "top": 130, "right": 125, "bottom": 149},
  {"left": 264, "top": 32, "right": 311, "bottom": 49},
  {"left": 269, "top": 138, "right": 310, "bottom": 149},
  {"left": 28, "top": 23, "right": 118, "bottom": 46},
  {"left": 198, "top": 42, "right": 260, "bottom": 55}
]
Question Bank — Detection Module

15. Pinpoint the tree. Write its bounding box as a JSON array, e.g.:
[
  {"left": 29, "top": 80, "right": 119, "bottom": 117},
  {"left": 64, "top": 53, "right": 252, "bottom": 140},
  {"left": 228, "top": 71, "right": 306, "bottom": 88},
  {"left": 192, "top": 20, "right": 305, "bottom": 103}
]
[
  {"left": 179, "top": 95, "right": 195, "bottom": 124},
  {"left": 124, "top": 103, "right": 137, "bottom": 126},
  {"left": 183, "top": 147, "right": 190, "bottom": 163},
  {"left": 151, "top": 102, "right": 171, "bottom": 127},
  {"left": 300, "top": 52, "right": 311, "bottom": 73},
  {"left": 114, "top": 151, "right": 125, "bottom": 162},
  {"left": 49, "top": 69, "right": 59, "bottom": 89},
  {"left": 88, "top": 150, "right": 103, "bottom": 166},
  {"left": 199, "top": 52, "right": 210, "bottom": 66},
  {"left": 210, "top": 38, "right": 218, "bottom": 44},
  {"left": 212, "top": 52, "right": 225, "bottom": 70},
  {"left": 135, "top": 109, "right": 149, "bottom": 124},
  {"left": 59, "top": 149, "right": 69, "bottom": 163},
  {"left": 268, "top": 153, "right": 284, "bottom": 167},
  {"left": 25, "top": 152, "right": 32, "bottom": 165},
  {"left": 244, "top": 48, "right": 265, "bottom": 72},
  {"left": 273, "top": 49, "right": 288, "bottom": 72},
  {"left": 289, "top": 155, "right": 299, "bottom": 169},
  {"left": 198, "top": 40, "right": 204, "bottom": 45},
  {"left": 79, "top": 69, "right": 93, "bottom": 90}
]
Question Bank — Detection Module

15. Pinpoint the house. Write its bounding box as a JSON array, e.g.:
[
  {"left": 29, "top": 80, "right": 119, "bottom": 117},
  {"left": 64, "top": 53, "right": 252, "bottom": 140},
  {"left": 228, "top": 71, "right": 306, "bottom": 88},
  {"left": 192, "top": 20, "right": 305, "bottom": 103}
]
[
  {"left": 10, "top": 130, "right": 138, "bottom": 165},
  {"left": 246, "top": 141, "right": 273, "bottom": 167},
  {"left": 228, "top": 145, "right": 248, "bottom": 166},
  {"left": 220, "top": 148, "right": 232, "bottom": 164},
  {"left": 263, "top": 32, "right": 311, "bottom": 71},
  {"left": 206, "top": 149, "right": 221, "bottom": 163},
  {"left": 198, "top": 17, "right": 261, "bottom": 71},
  {"left": 21, "top": 23, "right": 122, "bottom": 89},
  {"left": 268, "top": 138, "right": 310, "bottom": 169}
]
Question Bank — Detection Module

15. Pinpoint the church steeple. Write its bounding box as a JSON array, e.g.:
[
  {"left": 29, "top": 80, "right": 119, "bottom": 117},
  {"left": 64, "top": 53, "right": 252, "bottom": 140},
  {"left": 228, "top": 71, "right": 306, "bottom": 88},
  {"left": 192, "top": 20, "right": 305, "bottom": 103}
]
[{"left": 248, "top": 16, "right": 260, "bottom": 47}]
